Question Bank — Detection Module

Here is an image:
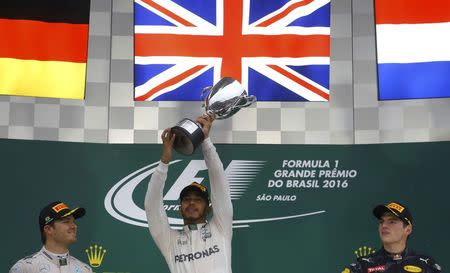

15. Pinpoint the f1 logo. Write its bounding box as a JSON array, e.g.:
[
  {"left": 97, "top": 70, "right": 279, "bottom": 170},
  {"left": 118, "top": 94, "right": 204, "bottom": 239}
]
[{"left": 164, "top": 160, "right": 207, "bottom": 200}]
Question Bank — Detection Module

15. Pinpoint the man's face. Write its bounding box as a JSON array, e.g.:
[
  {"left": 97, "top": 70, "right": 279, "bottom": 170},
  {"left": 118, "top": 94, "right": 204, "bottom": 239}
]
[
  {"left": 46, "top": 215, "right": 78, "bottom": 246},
  {"left": 378, "top": 213, "right": 411, "bottom": 246},
  {"left": 180, "top": 192, "right": 209, "bottom": 224}
]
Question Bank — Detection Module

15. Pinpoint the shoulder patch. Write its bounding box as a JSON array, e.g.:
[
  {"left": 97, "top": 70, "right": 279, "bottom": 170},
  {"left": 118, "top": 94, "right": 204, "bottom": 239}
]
[
  {"left": 418, "top": 256, "right": 441, "bottom": 272},
  {"left": 433, "top": 263, "right": 442, "bottom": 272},
  {"left": 10, "top": 262, "right": 24, "bottom": 273}
]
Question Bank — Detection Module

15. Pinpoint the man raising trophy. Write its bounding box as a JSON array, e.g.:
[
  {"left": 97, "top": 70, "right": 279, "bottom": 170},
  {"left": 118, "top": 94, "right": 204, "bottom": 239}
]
[
  {"left": 145, "top": 113, "right": 234, "bottom": 273},
  {"left": 144, "top": 77, "right": 254, "bottom": 273}
]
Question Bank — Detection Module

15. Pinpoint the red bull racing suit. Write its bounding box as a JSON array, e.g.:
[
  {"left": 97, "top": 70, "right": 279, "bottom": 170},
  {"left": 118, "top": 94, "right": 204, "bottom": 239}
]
[{"left": 343, "top": 247, "right": 441, "bottom": 273}]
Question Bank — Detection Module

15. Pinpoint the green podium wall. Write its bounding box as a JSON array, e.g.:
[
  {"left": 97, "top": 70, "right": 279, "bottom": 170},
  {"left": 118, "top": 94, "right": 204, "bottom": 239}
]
[{"left": 2, "top": 139, "right": 448, "bottom": 273}]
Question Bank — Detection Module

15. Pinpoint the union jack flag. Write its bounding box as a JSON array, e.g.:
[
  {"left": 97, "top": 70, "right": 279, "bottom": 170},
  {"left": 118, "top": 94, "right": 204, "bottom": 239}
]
[{"left": 134, "top": 0, "right": 330, "bottom": 101}]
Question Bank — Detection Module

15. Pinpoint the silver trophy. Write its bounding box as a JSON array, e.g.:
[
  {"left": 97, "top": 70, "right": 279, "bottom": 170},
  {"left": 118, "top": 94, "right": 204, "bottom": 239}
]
[{"left": 171, "top": 77, "right": 256, "bottom": 155}]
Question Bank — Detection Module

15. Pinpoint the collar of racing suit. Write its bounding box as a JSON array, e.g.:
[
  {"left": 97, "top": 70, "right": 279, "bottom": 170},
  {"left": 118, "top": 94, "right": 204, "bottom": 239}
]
[
  {"left": 380, "top": 246, "right": 413, "bottom": 260},
  {"left": 184, "top": 222, "right": 208, "bottom": 231},
  {"left": 40, "top": 246, "right": 70, "bottom": 267}
]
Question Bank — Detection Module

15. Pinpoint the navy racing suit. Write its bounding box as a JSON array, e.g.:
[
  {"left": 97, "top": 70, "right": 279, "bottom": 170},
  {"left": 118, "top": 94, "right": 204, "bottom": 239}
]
[{"left": 343, "top": 247, "right": 441, "bottom": 273}]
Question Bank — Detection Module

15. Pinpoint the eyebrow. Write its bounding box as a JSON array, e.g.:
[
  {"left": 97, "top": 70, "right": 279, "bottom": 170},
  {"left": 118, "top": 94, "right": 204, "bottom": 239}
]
[{"left": 380, "top": 217, "right": 399, "bottom": 221}]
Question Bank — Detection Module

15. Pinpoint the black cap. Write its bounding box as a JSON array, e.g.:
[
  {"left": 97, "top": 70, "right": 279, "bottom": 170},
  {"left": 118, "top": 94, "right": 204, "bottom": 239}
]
[
  {"left": 179, "top": 182, "right": 209, "bottom": 203},
  {"left": 39, "top": 201, "right": 86, "bottom": 231},
  {"left": 373, "top": 201, "right": 413, "bottom": 226}
]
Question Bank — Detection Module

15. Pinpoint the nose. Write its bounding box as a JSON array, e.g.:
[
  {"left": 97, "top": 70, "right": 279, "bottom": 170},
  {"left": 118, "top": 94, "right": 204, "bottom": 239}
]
[{"left": 379, "top": 221, "right": 389, "bottom": 230}]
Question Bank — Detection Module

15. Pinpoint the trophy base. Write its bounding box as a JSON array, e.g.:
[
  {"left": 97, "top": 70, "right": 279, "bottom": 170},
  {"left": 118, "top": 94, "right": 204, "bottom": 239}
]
[{"left": 171, "top": 118, "right": 205, "bottom": 155}]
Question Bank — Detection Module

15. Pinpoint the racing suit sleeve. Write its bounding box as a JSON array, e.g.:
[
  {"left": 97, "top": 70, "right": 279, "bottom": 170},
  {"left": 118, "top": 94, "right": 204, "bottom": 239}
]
[
  {"left": 421, "top": 256, "right": 442, "bottom": 273},
  {"left": 144, "top": 161, "right": 172, "bottom": 256},
  {"left": 9, "top": 261, "right": 27, "bottom": 273},
  {"left": 202, "top": 138, "right": 233, "bottom": 237}
]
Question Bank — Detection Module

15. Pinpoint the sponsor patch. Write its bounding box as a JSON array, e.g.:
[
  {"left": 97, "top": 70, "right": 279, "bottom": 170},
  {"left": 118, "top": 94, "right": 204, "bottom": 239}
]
[
  {"left": 175, "top": 245, "right": 220, "bottom": 263},
  {"left": 52, "top": 203, "right": 68, "bottom": 213},
  {"left": 192, "top": 182, "right": 207, "bottom": 192},
  {"left": 368, "top": 265, "right": 385, "bottom": 272},
  {"left": 387, "top": 203, "right": 404, "bottom": 213},
  {"left": 404, "top": 265, "right": 422, "bottom": 273}
]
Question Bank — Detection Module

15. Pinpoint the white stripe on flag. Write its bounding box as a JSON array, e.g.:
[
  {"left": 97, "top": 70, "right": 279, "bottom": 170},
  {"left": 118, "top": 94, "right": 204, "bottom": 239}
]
[{"left": 376, "top": 22, "right": 450, "bottom": 63}]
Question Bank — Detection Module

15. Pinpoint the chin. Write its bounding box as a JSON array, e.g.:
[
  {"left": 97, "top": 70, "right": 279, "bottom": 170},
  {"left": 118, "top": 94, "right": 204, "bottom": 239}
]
[{"left": 186, "top": 217, "right": 201, "bottom": 222}]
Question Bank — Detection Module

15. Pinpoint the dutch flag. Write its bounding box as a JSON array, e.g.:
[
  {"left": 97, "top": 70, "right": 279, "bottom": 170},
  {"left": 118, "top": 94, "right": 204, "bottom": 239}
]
[{"left": 375, "top": 0, "right": 450, "bottom": 100}]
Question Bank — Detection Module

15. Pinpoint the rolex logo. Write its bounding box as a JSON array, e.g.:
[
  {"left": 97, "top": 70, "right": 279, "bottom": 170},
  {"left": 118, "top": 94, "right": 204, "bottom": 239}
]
[
  {"left": 85, "top": 244, "right": 107, "bottom": 268},
  {"left": 354, "top": 246, "right": 376, "bottom": 258}
]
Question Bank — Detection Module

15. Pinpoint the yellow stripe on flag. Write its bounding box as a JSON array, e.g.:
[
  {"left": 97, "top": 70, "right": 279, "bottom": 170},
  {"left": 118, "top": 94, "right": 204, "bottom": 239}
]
[{"left": 0, "top": 58, "right": 86, "bottom": 99}]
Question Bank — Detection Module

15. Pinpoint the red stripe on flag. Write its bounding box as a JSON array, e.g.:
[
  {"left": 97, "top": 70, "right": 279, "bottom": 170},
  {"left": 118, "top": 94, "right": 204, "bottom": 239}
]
[
  {"left": 375, "top": 0, "right": 450, "bottom": 24},
  {"left": 256, "top": 0, "right": 316, "bottom": 27},
  {"left": 268, "top": 64, "right": 329, "bottom": 100},
  {"left": 135, "top": 34, "right": 329, "bottom": 57},
  {"left": 0, "top": 19, "right": 89, "bottom": 63},
  {"left": 140, "top": 0, "right": 195, "bottom": 27},
  {"left": 135, "top": 65, "right": 207, "bottom": 101}
]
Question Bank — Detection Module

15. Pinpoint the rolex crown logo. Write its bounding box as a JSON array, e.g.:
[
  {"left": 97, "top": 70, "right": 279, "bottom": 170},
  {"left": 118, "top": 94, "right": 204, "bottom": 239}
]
[
  {"left": 85, "top": 244, "right": 107, "bottom": 268},
  {"left": 354, "top": 246, "right": 376, "bottom": 258}
]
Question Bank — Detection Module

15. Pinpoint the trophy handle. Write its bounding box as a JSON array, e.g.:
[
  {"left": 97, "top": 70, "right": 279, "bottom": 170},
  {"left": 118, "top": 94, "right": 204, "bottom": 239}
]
[
  {"left": 205, "top": 110, "right": 216, "bottom": 120},
  {"left": 235, "top": 95, "right": 256, "bottom": 108},
  {"left": 201, "top": 86, "right": 212, "bottom": 95}
]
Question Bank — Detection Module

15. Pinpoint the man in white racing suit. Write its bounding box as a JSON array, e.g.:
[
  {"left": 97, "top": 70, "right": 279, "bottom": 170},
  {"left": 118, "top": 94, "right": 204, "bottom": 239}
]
[
  {"left": 9, "top": 201, "right": 92, "bottom": 273},
  {"left": 145, "top": 115, "right": 233, "bottom": 273}
]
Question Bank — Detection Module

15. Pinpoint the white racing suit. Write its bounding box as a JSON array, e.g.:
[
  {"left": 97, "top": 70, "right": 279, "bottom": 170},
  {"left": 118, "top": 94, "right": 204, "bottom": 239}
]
[
  {"left": 9, "top": 246, "right": 92, "bottom": 273},
  {"left": 145, "top": 138, "right": 233, "bottom": 273}
]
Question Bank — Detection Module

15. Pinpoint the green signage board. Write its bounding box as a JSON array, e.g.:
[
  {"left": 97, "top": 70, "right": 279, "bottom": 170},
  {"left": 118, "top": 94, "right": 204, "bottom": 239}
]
[{"left": 2, "top": 139, "right": 449, "bottom": 272}]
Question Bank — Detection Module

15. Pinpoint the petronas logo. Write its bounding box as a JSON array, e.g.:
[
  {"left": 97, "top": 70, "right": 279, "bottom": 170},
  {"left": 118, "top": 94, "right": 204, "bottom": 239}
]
[
  {"left": 85, "top": 244, "right": 107, "bottom": 268},
  {"left": 354, "top": 246, "right": 376, "bottom": 258}
]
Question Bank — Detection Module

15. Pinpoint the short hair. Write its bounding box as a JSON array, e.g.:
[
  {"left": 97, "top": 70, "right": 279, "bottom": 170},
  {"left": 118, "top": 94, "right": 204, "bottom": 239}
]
[{"left": 40, "top": 222, "right": 54, "bottom": 244}]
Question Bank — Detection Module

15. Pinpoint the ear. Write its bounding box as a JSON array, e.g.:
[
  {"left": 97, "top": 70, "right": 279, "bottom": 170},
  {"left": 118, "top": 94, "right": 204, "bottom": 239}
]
[
  {"left": 405, "top": 225, "right": 412, "bottom": 236},
  {"left": 43, "top": 224, "right": 53, "bottom": 236}
]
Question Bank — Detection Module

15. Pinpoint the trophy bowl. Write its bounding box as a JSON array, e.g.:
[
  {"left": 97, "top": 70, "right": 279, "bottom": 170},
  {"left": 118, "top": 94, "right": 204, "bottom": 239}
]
[
  {"left": 171, "top": 77, "right": 256, "bottom": 155},
  {"left": 171, "top": 118, "right": 205, "bottom": 156}
]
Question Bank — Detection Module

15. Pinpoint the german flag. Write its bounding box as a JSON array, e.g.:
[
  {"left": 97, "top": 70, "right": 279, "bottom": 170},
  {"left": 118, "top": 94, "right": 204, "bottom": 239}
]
[{"left": 0, "top": 0, "right": 90, "bottom": 99}]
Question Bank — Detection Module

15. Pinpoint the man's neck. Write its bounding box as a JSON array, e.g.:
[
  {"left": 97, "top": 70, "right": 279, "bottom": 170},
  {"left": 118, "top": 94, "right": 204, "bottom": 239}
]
[
  {"left": 383, "top": 242, "right": 406, "bottom": 255},
  {"left": 183, "top": 216, "right": 207, "bottom": 225},
  {"left": 183, "top": 220, "right": 207, "bottom": 226},
  {"left": 44, "top": 241, "right": 69, "bottom": 254}
]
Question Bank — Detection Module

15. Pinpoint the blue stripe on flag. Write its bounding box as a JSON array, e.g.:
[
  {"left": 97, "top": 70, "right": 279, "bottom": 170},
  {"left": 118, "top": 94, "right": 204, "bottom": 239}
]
[
  {"left": 151, "top": 68, "right": 213, "bottom": 101},
  {"left": 172, "top": 0, "right": 216, "bottom": 24},
  {"left": 248, "top": 0, "right": 291, "bottom": 24},
  {"left": 378, "top": 61, "right": 450, "bottom": 100},
  {"left": 134, "top": 2, "right": 175, "bottom": 26},
  {"left": 248, "top": 68, "right": 301, "bottom": 101},
  {"left": 134, "top": 64, "right": 174, "bottom": 87},
  {"left": 288, "top": 3, "right": 330, "bottom": 27},
  {"left": 248, "top": 65, "right": 329, "bottom": 101},
  {"left": 288, "top": 64, "right": 329, "bottom": 89}
]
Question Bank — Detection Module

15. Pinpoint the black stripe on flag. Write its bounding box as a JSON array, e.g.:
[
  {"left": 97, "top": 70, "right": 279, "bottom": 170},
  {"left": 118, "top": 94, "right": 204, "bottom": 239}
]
[{"left": 0, "top": 0, "right": 90, "bottom": 24}]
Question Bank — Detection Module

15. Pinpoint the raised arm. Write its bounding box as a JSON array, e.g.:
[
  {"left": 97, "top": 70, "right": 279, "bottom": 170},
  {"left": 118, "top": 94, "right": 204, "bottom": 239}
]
[
  {"left": 144, "top": 129, "right": 175, "bottom": 255},
  {"left": 197, "top": 115, "right": 233, "bottom": 236}
]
